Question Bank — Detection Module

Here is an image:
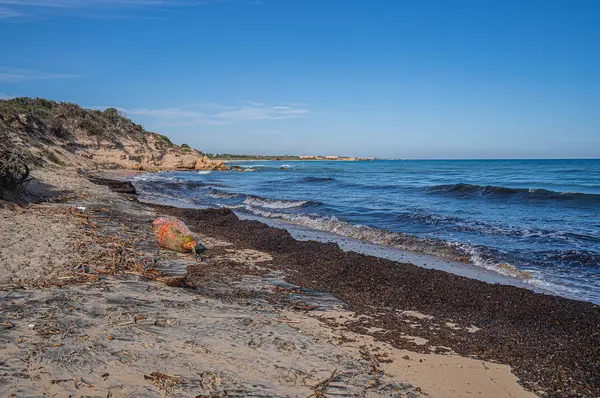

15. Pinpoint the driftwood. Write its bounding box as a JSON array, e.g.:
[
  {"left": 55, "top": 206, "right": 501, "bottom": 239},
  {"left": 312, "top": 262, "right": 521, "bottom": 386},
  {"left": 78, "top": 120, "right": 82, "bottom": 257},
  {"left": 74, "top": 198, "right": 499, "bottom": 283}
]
[{"left": 308, "top": 369, "right": 338, "bottom": 398}]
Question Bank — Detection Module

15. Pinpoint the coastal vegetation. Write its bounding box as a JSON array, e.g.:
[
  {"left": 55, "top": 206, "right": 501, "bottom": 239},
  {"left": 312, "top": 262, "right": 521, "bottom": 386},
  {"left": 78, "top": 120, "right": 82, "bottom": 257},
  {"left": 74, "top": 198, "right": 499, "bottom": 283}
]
[
  {"left": 0, "top": 129, "right": 31, "bottom": 198},
  {"left": 0, "top": 97, "right": 226, "bottom": 180},
  {"left": 0, "top": 97, "right": 171, "bottom": 154}
]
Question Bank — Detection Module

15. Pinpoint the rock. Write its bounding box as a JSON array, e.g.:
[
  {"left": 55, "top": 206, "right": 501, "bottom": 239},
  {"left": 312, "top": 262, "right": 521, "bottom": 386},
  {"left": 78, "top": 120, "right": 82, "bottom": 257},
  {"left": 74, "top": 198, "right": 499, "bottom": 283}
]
[
  {"left": 195, "top": 156, "right": 227, "bottom": 171},
  {"left": 280, "top": 167, "right": 286, "bottom": 171},
  {"left": 229, "top": 165, "right": 245, "bottom": 172},
  {"left": 17, "top": 114, "right": 28, "bottom": 125},
  {"left": 214, "top": 160, "right": 228, "bottom": 171},
  {"left": 87, "top": 177, "right": 137, "bottom": 195},
  {"left": 175, "top": 155, "right": 198, "bottom": 169}
]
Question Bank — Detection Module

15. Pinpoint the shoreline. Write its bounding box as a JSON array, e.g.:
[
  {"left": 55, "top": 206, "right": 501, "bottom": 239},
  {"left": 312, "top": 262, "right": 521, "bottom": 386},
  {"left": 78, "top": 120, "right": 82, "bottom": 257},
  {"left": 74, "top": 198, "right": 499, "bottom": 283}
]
[
  {"left": 129, "top": 164, "right": 600, "bottom": 305},
  {"left": 1, "top": 167, "right": 598, "bottom": 397},
  {"left": 237, "top": 212, "right": 550, "bottom": 294},
  {"left": 158, "top": 204, "right": 600, "bottom": 398},
  {"left": 130, "top": 169, "right": 574, "bottom": 302}
]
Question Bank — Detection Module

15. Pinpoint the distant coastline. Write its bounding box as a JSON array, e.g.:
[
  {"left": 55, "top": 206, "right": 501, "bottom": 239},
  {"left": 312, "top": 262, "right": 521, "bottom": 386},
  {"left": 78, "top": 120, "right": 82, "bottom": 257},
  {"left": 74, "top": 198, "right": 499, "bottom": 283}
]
[{"left": 207, "top": 154, "right": 375, "bottom": 161}]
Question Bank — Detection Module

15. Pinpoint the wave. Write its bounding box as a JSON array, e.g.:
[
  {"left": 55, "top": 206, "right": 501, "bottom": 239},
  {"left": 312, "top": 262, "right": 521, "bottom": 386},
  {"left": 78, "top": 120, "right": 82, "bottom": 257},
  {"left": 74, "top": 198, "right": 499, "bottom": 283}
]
[
  {"left": 394, "top": 212, "right": 600, "bottom": 244},
  {"left": 197, "top": 170, "right": 212, "bottom": 175},
  {"left": 243, "top": 196, "right": 313, "bottom": 209},
  {"left": 540, "top": 249, "right": 600, "bottom": 268},
  {"left": 241, "top": 205, "right": 477, "bottom": 263},
  {"left": 449, "top": 242, "right": 534, "bottom": 279},
  {"left": 239, "top": 205, "right": 594, "bottom": 300},
  {"left": 134, "top": 175, "right": 231, "bottom": 190},
  {"left": 207, "top": 188, "right": 239, "bottom": 199},
  {"left": 425, "top": 183, "right": 600, "bottom": 204},
  {"left": 298, "top": 176, "right": 336, "bottom": 183}
]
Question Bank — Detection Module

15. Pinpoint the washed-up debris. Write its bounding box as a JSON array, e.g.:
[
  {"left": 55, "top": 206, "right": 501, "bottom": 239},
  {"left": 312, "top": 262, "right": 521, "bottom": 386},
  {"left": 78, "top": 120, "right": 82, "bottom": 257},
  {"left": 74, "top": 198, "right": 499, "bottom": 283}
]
[
  {"left": 272, "top": 286, "right": 302, "bottom": 295},
  {"left": 152, "top": 216, "right": 206, "bottom": 258},
  {"left": 156, "top": 275, "right": 189, "bottom": 287},
  {"left": 49, "top": 378, "right": 94, "bottom": 389},
  {"left": 144, "top": 372, "right": 185, "bottom": 391},
  {"left": 292, "top": 304, "right": 318, "bottom": 312},
  {"left": 308, "top": 369, "right": 338, "bottom": 398},
  {"left": 360, "top": 346, "right": 383, "bottom": 374},
  {"left": 0, "top": 321, "right": 15, "bottom": 330}
]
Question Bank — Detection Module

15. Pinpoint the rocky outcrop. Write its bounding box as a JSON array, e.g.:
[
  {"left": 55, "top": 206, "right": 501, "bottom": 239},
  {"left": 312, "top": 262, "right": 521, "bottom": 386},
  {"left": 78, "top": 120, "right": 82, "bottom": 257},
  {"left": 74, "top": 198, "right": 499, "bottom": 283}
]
[
  {"left": 195, "top": 155, "right": 227, "bottom": 171},
  {"left": 0, "top": 97, "right": 228, "bottom": 172}
]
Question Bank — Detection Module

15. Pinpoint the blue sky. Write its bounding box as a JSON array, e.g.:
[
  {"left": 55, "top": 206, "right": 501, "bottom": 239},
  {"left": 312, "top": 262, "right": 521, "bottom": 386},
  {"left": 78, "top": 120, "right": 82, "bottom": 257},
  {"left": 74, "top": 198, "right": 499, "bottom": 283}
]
[{"left": 1, "top": 0, "right": 599, "bottom": 158}]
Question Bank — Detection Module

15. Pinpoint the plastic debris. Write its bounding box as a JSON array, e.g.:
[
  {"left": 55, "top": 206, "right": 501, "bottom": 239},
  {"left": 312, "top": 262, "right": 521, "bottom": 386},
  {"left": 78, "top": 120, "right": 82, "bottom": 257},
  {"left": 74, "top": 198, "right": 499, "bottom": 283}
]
[{"left": 152, "top": 217, "right": 203, "bottom": 257}]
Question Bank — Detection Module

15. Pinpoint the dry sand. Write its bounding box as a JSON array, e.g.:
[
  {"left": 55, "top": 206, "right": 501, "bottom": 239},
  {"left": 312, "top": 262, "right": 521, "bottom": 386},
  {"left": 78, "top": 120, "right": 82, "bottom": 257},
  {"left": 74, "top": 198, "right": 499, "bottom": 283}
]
[{"left": 0, "top": 168, "right": 537, "bottom": 397}]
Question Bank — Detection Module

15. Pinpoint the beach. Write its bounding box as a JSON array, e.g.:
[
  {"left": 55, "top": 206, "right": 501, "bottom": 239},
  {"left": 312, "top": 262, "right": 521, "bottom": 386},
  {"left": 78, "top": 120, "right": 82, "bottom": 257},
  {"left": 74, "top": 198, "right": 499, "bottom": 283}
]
[
  {"left": 2, "top": 0, "right": 599, "bottom": 392},
  {"left": 1, "top": 167, "right": 598, "bottom": 397},
  {"left": 134, "top": 159, "right": 600, "bottom": 304}
]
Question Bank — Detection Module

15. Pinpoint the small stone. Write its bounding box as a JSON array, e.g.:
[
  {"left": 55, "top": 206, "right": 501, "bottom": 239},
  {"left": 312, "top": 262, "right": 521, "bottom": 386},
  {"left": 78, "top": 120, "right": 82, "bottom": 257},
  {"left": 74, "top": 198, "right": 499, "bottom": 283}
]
[{"left": 402, "top": 355, "right": 410, "bottom": 360}]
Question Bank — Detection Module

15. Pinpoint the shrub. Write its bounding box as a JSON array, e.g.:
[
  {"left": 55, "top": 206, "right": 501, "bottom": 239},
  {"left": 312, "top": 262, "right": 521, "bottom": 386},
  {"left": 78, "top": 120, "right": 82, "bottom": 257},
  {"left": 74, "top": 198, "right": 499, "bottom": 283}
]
[{"left": 0, "top": 132, "right": 32, "bottom": 197}]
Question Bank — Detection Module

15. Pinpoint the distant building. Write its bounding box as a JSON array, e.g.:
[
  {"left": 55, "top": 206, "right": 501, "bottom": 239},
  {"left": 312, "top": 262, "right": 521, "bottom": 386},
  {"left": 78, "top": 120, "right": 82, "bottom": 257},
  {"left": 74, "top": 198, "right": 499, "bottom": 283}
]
[{"left": 326, "top": 156, "right": 339, "bottom": 159}]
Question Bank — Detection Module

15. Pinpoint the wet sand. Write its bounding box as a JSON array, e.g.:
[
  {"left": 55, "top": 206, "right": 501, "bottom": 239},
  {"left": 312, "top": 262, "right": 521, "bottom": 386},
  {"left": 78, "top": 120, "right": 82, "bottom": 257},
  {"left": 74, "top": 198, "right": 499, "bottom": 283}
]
[{"left": 1, "top": 168, "right": 597, "bottom": 397}]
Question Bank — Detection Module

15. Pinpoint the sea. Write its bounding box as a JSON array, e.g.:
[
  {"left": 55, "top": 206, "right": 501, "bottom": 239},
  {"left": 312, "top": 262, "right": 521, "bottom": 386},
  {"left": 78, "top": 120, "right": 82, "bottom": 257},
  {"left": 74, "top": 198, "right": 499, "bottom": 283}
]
[{"left": 132, "top": 159, "right": 600, "bottom": 304}]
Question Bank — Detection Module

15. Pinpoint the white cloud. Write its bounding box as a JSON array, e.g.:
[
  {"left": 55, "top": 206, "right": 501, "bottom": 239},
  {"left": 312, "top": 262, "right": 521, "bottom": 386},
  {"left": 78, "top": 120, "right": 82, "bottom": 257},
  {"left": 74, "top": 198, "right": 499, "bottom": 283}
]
[
  {"left": 0, "top": 7, "right": 22, "bottom": 18},
  {"left": 0, "top": 0, "right": 228, "bottom": 19},
  {"left": 96, "top": 102, "right": 310, "bottom": 126},
  {"left": 215, "top": 105, "right": 309, "bottom": 121},
  {"left": 0, "top": 93, "right": 15, "bottom": 100},
  {"left": 0, "top": 67, "right": 82, "bottom": 83},
  {"left": 0, "top": 0, "right": 204, "bottom": 7},
  {"left": 0, "top": 67, "right": 83, "bottom": 83}
]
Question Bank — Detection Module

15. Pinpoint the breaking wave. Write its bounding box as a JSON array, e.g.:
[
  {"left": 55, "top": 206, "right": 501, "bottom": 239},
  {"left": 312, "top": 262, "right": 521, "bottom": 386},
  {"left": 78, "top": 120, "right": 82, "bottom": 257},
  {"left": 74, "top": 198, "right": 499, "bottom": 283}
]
[
  {"left": 240, "top": 206, "right": 586, "bottom": 297},
  {"left": 207, "top": 188, "right": 239, "bottom": 199},
  {"left": 241, "top": 205, "right": 476, "bottom": 264},
  {"left": 426, "top": 183, "right": 600, "bottom": 205},
  {"left": 243, "top": 196, "right": 313, "bottom": 209}
]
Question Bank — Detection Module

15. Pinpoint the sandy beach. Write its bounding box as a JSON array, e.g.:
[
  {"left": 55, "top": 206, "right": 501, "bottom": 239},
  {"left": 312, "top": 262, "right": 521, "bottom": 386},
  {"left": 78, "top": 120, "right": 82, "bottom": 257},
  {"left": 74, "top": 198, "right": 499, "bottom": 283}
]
[{"left": 0, "top": 167, "right": 597, "bottom": 397}]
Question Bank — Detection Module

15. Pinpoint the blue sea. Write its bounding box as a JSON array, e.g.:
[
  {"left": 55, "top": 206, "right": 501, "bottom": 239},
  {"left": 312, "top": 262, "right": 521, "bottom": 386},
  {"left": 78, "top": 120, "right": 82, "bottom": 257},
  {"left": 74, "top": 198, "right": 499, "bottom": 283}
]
[{"left": 133, "top": 159, "right": 600, "bottom": 304}]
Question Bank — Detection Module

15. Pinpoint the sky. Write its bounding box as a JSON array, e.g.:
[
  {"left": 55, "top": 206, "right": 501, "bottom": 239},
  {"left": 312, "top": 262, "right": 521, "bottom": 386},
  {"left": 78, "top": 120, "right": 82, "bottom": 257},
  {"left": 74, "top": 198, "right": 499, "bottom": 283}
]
[{"left": 0, "top": 0, "right": 599, "bottom": 159}]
